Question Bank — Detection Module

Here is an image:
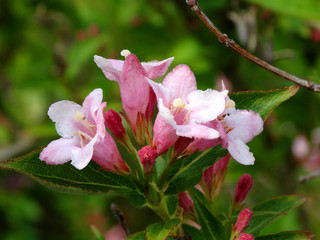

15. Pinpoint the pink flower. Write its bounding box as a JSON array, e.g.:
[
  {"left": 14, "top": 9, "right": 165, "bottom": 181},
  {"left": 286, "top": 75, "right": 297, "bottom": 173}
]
[
  {"left": 40, "top": 89, "right": 128, "bottom": 172},
  {"left": 148, "top": 64, "right": 227, "bottom": 154},
  {"left": 220, "top": 108, "right": 263, "bottom": 165},
  {"left": 94, "top": 52, "right": 173, "bottom": 132},
  {"left": 187, "top": 93, "right": 263, "bottom": 165}
]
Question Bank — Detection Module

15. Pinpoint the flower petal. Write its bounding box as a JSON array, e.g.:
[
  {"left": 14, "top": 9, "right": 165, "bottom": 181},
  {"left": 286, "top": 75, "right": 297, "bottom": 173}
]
[
  {"left": 228, "top": 138, "right": 255, "bottom": 165},
  {"left": 187, "top": 89, "right": 226, "bottom": 123},
  {"left": 93, "top": 55, "right": 124, "bottom": 82},
  {"left": 157, "top": 98, "right": 176, "bottom": 126},
  {"left": 142, "top": 57, "right": 174, "bottom": 79},
  {"left": 48, "top": 100, "right": 83, "bottom": 138},
  {"left": 82, "top": 88, "right": 103, "bottom": 122},
  {"left": 175, "top": 123, "right": 220, "bottom": 139},
  {"left": 162, "top": 64, "right": 197, "bottom": 101},
  {"left": 71, "top": 135, "right": 96, "bottom": 170},
  {"left": 153, "top": 115, "right": 178, "bottom": 155},
  {"left": 147, "top": 79, "right": 173, "bottom": 108},
  {"left": 225, "top": 110, "right": 263, "bottom": 143},
  {"left": 40, "top": 137, "right": 80, "bottom": 165},
  {"left": 120, "top": 54, "right": 149, "bottom": 125},
  {"left": 93, "top": 133, "right": 128, "bottom": 172},
  {"left": 94, "top": 102, "right": 107, "bottom": 139}
]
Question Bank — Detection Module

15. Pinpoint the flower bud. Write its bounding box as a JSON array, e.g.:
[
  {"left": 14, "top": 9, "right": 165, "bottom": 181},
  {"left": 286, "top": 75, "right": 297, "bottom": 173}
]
[
  {"left": 234, "top": 208, "right": 253, "bottom": 234},
  {"left": 201, "top": 154, "right": 230, "bottom": 200},
  {"left": 178, "top": 192, "right": 194, "bottom": 214},
  {"left": 137, "top": 145, "right": 157, "bottom": 171},
  {"left": 104, "top": 109, "right": 126, "bottom": 139},
  {"left": 234, "top": 174, "right": 253, "bottom": 204},
  {"left": 172, "top": 137, "right": 194, "bottom": 159},
  {"left": 237, "top": 233, "right": 255, "bottom": 240},
  {"left": 213, "top": 154, "right": 231, "bottom": 178}
]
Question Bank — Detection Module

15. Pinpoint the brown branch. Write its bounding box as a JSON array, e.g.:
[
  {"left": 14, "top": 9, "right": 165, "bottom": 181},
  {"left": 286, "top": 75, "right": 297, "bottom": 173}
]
[
  {"left": 110, "top": 203, "right": 130, "bottom": 236},
  {"left": 186, "top": 0, "right": 320, "bottom": 92}
]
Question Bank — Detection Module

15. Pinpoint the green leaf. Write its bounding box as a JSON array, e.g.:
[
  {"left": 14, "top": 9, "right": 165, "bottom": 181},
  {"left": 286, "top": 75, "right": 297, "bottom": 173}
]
[
  {"left": 182, "top": 224, "right": 203, "bottom": 240},
  {"left": 190, "top": 189, "right": 226, "bottom": 240},
  {"left": 166, "top": 195, "right": 179, "bottom": 217},
  {"left": 164, "top": 146, "right": 228, "bottom": 195},
  {"left": 244, "top": 0, "right": 320, "bottom": 21},
  {"left": 146, "top": 219, "right": 180, "bottom": 240},
  {"left": 229, "top": 86, "right": 299, "bottom": 121},
  {"left": 0, "top": 147, "right": 146, "bottom": 206},
  {"left": 256, "top": 230, "right": 314, "bottom": 240},
  {"left": 127, "top": 232, "right": 146, "bottom": 240},
  {"left": 246, "top": 194, "right": 306, "bottom": 235}
]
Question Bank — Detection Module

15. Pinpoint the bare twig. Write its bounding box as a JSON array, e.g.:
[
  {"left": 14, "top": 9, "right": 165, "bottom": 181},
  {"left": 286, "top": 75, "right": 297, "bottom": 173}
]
[
  {"left": 110, "top": 203, "right": 130, "bottom": 236},
  {"left": 300, "top": 170, "right": 320, "bottom": 183},
  {"left": 186, "top": 0, "right": 320, "bottom": 92}
]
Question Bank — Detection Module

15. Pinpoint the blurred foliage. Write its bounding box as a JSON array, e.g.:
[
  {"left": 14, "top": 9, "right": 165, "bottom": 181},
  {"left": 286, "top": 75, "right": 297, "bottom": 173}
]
[{"left": 0, "top": 0, "right": 320, "bottom": 239}]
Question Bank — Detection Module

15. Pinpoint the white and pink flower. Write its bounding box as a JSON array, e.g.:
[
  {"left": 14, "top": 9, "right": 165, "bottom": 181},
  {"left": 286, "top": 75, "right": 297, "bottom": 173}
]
[
  {"left": 187, "top": 83, "right": 263, "bottom": 165},
  {"left": 94, "top": 51, "right": 173, "bottom": 132},
  {"left": 147, "top": 64, "right": 227, "bottom": 154},
  {"left": 40, "top": 89, "right": 128, "bottom": 172}
]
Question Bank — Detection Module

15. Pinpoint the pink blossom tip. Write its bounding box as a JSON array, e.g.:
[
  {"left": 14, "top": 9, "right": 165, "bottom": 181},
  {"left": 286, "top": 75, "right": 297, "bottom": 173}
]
[
  {"left": 237, "top": 233, "right": 255, "bottom": 240},
  {"left": 235, "top": 174, "right": 254, "bottom": 203},
  {"left": 137, "top": 145, "right": 158, "bottom": 171},
  {"left": 178, "top": 192, "right": 194, "bottom": 214},
  {"left": 234, "top": 208, "right": 253, "bottom": 233},
  {"left": 104, "top": 109, "right": 126, "bottom": 139}
]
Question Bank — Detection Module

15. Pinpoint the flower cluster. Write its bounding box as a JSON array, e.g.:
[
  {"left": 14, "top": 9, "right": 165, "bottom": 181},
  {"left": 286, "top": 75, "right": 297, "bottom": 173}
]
[{"left": 40, "top": 50, "right": 263, "bottom": 173}]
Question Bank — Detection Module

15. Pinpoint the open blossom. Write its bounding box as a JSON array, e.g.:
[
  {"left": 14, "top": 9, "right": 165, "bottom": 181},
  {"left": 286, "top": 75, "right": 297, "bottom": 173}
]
[
  {"left": 147, "top": 64, "right": 227, "bottom": 154},
  {"left": 187, "top": 91, "right": 263, "bottom": 165},
  {"left": 94, "top": 51, "right": 173, "bottom": 131},
  {"left": 40, "top": 89, "right": 128, "bottom": 172}
]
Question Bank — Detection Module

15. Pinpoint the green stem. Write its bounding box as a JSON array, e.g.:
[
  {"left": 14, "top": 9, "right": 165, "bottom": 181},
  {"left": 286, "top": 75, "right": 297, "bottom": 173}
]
[{"left": 157, "top": 158, "right": 174, "bottom": 190}]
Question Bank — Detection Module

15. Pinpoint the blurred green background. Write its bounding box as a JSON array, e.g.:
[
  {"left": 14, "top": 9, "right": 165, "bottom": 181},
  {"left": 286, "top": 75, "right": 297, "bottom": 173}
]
[{"left": 1, "top": 0, "right": 320, "bottom": 239}]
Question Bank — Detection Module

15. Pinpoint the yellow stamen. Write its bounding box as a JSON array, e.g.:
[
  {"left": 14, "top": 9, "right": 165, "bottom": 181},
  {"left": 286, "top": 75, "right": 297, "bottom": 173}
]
[
  {"left": 183, "top": 111, "right": 192, "bottom": 123},
  {"left": 74, "top": 131, "right": 93, "bottom": 147},
  {"left": 226, "top": 127, "right": 235, "bottom": 134}
]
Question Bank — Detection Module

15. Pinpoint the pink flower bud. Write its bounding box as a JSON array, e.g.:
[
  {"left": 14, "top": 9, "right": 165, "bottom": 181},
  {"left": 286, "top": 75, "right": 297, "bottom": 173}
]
[
  {"left": 137, "top": 145, "right": 158, "bottom": 171},
  {"left": 213, "top": 154, "right": 231, "bottom": 178},
  {"left": 201, "top": 154, "right": 230, "bottom": 200},
  {"left": 178, "top": 192, "right": 194, "bottom": 214},
  {"left": 237, "top": 233, "right": 255, "bottom": 240},
  {"left": 172, "top": 137, "right": 194, "bottom": 158},
  {"left": 104, "top": 109, "right": 127, "bottom": 139},
  {"left": 235, "top": 174, "right": 253, "bottom": 204},
  {"left": 234, "top": 208, "right": 253, "bottom": 233}
]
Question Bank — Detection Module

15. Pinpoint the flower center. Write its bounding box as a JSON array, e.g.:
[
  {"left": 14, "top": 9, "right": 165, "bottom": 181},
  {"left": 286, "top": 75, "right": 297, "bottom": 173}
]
[
  {"left": 169, "top": 98, "right": 191, "bottom": 124},
  {"left": 73, "top": 111, "right": 96, "bottom": 147}
]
